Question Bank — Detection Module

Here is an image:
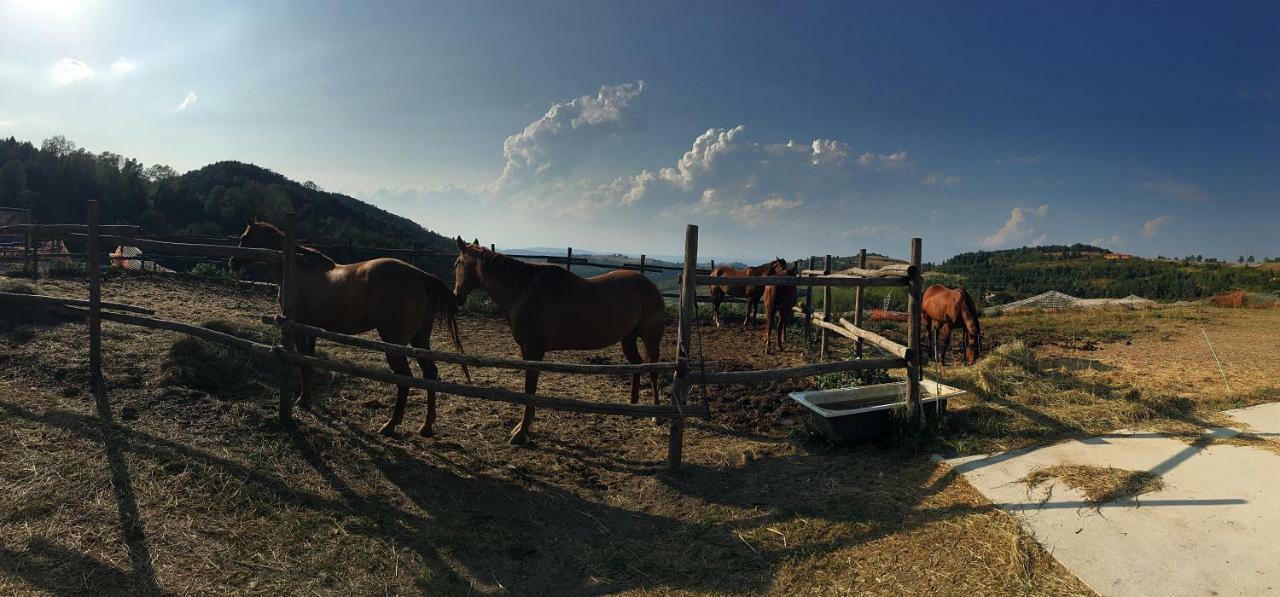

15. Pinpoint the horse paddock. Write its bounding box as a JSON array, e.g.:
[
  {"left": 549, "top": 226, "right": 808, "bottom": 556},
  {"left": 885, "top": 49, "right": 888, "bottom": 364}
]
[{"left": 0, "top": 274, "right": 1093, "bottom": 595}]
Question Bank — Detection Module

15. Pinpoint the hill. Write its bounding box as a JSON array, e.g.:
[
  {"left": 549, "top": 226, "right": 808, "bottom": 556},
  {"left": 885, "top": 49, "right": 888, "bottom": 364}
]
[
  {"left": 0, "top": 135, "right": 455, "bottom": 256},
  {"left": 932, "top": 244, "right": 1279, "bottom": 303}
]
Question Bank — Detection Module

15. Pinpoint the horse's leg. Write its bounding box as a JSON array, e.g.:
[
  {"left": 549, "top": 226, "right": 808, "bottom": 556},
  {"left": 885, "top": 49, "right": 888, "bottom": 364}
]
[
  {"left": 621, "top": 336, "right": 643, "bottom": 404},
  {"left": 779, "top": 309, "right": 791, "bottom": 352},
  {"left": 296, "top": 332, "right": 317, "bottom": 408},
  {"left": 640, "top": 332, "right": 661, "bottom": 405},
  {"left": 938, "top": 325, "right": 952, "bottom": 366},
  {"left": 377, "top": 351, "right": 413, "bottom": 436},
  {"left": 410, "top": 326, "right": 439, "bottom": 437},
  {"left": 511, "top": 344, "right": 544, "bottom": 445},
  {"left": 711, "top": 290, "right": 722, "bottom": 327},
  {"left": 742, "top": 295, "right": 754, "bottom": 330}
]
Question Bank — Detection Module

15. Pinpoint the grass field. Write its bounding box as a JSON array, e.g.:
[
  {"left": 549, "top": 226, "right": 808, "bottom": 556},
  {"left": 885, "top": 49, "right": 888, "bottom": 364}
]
[{"left": 2, "top": 273, "right": 1276, "bottom": 595}]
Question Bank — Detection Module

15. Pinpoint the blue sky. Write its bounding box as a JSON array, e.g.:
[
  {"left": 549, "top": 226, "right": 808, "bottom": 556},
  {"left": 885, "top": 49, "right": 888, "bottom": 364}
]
[{"left": 1, "top": 0, "right": 1277, "bottom": 262}]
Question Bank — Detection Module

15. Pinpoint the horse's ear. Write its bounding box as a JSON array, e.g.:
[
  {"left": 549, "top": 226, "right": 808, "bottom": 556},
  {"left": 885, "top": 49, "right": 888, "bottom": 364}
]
[
  {"left": 472, "top": 238, "right": 479, "bottom": 246},
  {"left": 455, "top": 236, "right": 467, "bottom": 251},
  {"left": 245, "top": 217, "right": 255, "bottom": 228}
]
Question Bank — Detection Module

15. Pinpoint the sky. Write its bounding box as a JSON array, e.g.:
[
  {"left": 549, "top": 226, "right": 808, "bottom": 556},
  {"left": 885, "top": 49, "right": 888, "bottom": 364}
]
[{"left": 1, "top": 0, "right": 1278, "bottom": 263}]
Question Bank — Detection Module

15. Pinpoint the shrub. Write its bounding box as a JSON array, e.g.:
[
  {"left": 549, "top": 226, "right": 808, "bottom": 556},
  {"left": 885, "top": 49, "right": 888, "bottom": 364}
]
[{"left": 190, "top": 262, "right": 234, "bottom": 281}]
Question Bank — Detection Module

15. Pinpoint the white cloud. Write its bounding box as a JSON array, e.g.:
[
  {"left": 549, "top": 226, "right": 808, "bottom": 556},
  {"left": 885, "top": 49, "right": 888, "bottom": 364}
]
[
  {"left": 844, "top": 224, "right": 900, "bottom": 238},
  {"left": 981, "top": 204, "right": 1050, "bottom": 248},
  {"left": 728, "top": 196, "right": 804, "bottom": 227},
  {"left": 1030, "top": 234, "right": 1048, "bottom": 247},
  {"left": 1091, "top": 235, "right": 1125, "bottom": 248},
  {"left": 1137, "top": 177, "right": 1211, "bottom": 203},
  {"left": 175, "top": 92, "right": 198, "bottom": 112},
  {"left": 110, "top": 58, "right": 137, "bottom": 74},
  {"left": 1141, "top": 215, "right": 1170, "bottom": 238},
  {"left": 857, "top": 150, "right": 909, "bottom": 170},
  {"left": 495, "top": 81, "right": 645, "bottom": 188},
  {"left": 0, "top": 120, "right": 13, "bottom": 128},
  {"left": 919, "top": 171, "right": 960, "bottom": 187},
  {"left": 51, "top": 58, "right": 93, "bottom": 84}
]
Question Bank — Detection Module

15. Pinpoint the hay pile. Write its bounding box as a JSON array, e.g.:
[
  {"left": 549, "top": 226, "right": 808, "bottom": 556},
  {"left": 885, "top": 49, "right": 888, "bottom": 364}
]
[{"left": 1022, "top": 464, "right": 1164, "bottom": 508}]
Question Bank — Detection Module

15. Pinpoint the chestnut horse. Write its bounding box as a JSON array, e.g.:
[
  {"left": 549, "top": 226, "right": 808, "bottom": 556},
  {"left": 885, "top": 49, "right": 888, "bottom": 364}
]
[
  {"left": 452, "top": 238, "right": 666, "bottom": 444},
  {"left": 709, "top": 258, "right": 789, "bottom": 329},
  {"left": 231, "top": 221, "right": 469, "bottom": 436},
  {"left": 762, "top": 263, "right": 800, "bottom": 353},
  {"left": 921, "top": 284, "right": 982, "bottom": 366}
]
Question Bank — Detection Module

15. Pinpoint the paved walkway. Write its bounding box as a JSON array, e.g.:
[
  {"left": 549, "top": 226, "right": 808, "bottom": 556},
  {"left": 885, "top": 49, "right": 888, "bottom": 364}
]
[{"left": 944, "top": 402, "right": 1280, "bottom": 597}]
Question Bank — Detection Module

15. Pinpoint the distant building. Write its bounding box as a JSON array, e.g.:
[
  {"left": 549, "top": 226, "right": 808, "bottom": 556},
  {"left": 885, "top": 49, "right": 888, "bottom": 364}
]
[{"left": 1103, "top": 253, "right": 1133, "bottom": 260}]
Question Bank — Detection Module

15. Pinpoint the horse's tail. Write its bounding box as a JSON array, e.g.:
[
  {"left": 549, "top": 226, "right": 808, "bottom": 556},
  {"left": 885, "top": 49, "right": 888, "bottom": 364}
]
[{"left": 423, "top": 273, "right": 472, "bottom": 383}]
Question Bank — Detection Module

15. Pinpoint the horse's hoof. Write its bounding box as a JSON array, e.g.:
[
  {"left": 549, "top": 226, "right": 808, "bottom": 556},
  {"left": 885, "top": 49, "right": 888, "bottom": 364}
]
[
  {"left": 417, "top": 427, "right": 434, "bottom": 438},
  {"left": 509, "top": 428, "right": 529, "bottom": 445},
  {"left": 378, "top": 423, "right": 397, "bottom": 436}
]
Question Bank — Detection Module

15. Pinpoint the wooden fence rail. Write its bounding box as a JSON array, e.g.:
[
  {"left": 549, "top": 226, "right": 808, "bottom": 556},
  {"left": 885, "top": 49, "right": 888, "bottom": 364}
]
[
  {"left": 0, "top": 290, "right": 155, "bottom": 315},
  {"left": 263, "top": 315, "right": 680, "bottom": 375},
  {"left": 67, "top": 234, "right": 284, "bottom": 262},
  {"left": 280, "top": 351, "right": 709, "bottom": 419},
  {"left": 0, "top": 224, "right": 141, "bottom": 237},
  {"left": 691, "top": 357, "right": 906, "bottom": 385},
  {"left": 693, "top": 274, "right": 908, "bottom": 288}
]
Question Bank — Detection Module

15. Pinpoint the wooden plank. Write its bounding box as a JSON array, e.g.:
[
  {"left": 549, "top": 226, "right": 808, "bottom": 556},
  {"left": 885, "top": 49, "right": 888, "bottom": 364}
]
[
  {"left": 692, "top": 357, "right": 906, "bottom": 385},
  {"left": 693, "top": 274, "right": 907, "bottom": 288},
  {"left": 86, "top": 202, "right": 102, "bottom": 397},
  {"left": 0, "top": 223, "right": 141, "bottom": 236},
  {"left": 837, "top": 317, "right": 909, "bottom": 360},
  {"left": 57, "top": 305, "right": 275, "bottom": 356},
  {"left": 279, "top": 351, "right": 709, "bottom": 420},
  {"left": 261, "top": 316, "right": 679, "bottom": 374},
  {"left": 854, "top": 249, "right": 868, "bottom": 358},
  {"left": 0, "top": 291, "right": 155, "bottom": 314},
  {"left": 671, "top": 224, "right": 699, "bottom": 472},
  {"left": 804, "top": 256, "right": 815, "bottom": 341},
  {"left": 907, "top": 237, "right": 923, "bottom": 427},
  {"left": 278, "top": 212, "right": 297, "bottom": 425},
  {"left": 67, "top": 234, "right": 283, "bottom": 262},
  {"left": 820, "top": 254, "right": 832, "bottom": 358},
  {"left": 799, "top": 263, "right": 914, "bottom": 278}
]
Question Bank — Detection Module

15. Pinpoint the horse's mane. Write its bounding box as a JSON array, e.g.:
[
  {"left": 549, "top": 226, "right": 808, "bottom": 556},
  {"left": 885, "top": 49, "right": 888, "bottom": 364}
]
[
  {"left": 253, "top": 222, "right": 334, "bottom": 264},
  {"left": 475, "top": 247, "right": 547, "bottom": 285},
  {"left": 958, "top": 288, "right": 981, "bottom": 331}
]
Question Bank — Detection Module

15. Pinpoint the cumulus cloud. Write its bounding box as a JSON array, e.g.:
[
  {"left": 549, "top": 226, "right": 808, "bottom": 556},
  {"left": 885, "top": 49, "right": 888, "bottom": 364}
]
[
  {"left": 857, "top": 150, "right": 909, "bottom": 170},
  {"left": 175, "top": 92, "right": 198, "bottom": 112},
  {"left": 51, "top": 58, "right": 93, "bottom": 84},
  {"left": 1137, "top": 177, "right": 1211, "bottom": 203},
  {"left": 1091, "top": 235, "right": 1125, "bottom": 248},
  {"left": 1141, "top": 215, "right": 1170, "bottom": 238},
  {"left": 919, "top": 171, "right": 960, "bottom": 187},
  {"left": 495, "top": 81, "right": 645, "bottom": 188},
  {"left": 981, "top": 204, "right": 1049, "bottom": 248},
  {"left": 110, "top": 58, "right": 136, "bottom": 74}
]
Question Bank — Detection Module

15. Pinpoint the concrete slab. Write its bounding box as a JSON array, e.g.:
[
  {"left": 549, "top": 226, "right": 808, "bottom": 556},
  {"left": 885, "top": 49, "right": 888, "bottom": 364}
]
[
  {"left": 1224, "top": 402, "right": 1280, "bottom": 441},
  {"left": 946, "top": 430, "right": 1280, "bottom": 596}
]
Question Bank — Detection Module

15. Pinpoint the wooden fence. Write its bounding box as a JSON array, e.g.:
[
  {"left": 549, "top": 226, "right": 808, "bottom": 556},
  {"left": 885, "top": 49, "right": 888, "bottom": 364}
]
[{"left": 3, "top": 202, "right": 923, "bottom": 471}]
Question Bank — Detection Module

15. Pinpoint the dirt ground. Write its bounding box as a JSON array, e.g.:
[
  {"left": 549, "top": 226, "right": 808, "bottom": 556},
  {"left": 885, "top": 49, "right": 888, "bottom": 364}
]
[{"left": 0, "top": 274, "right": 1091, "bottom": 595}]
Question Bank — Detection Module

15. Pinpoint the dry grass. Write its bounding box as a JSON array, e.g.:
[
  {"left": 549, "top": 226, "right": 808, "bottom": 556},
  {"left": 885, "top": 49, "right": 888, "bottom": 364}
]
[
  {"left": 0, "top": 274, "right": 1091, "bottom": 595},
  {"left": 1021, "top": 465, "right": 1164, "bottom": 509}
]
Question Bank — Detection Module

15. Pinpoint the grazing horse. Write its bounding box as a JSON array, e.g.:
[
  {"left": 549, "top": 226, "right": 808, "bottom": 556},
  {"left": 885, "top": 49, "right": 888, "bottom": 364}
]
[
  {"left": 230, "top": 221, "right": 469, "bottom": 436},
  {"left": 709, "top": 258, "right": 789, "bottom": 329},
  {"left": 921, "top": 284, "right": 982, "bottom": 366},
  {"left": 762, "top": 263, "right": 800, "bottom": 354},
  {"left": 452, "top": 237, "right": 665, "bottom": 444}
]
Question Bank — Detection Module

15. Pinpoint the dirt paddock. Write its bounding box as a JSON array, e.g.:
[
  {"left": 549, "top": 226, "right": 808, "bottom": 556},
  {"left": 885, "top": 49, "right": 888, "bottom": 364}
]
[{"left": 9, "top": 273, "right": 1236, "bottom": 595}]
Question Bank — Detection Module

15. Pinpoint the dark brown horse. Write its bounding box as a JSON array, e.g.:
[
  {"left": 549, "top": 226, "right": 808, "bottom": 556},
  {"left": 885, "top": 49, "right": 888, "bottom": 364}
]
[
  {"left": 230, "top": 221, "right": 468, "bottom": 436},
  {"left": 452, "top": 238, "right": 665, "bottom": 444},
  {"left": 922, "top": 284, "right": 982, "bottom": 366},
  {"left": 762, "top": 263, "right": 800, "bottom": 354},
  {"left": 709, "top": 258, "right": 789, "bottom": 329}
]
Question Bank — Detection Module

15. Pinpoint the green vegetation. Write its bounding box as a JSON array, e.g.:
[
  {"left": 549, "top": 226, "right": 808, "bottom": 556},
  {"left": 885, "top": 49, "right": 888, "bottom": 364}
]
[
  {"left": 932, "top": 244, "right": 1278, "bottom": 303},
  {"left": 0, "top": 135, "right": 456, "bottom": 277}
]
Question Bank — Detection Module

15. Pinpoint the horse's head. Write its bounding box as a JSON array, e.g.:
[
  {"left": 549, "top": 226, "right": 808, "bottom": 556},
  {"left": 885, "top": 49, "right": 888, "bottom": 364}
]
[
  {"left": 229, "top": 219, "right": 281, "bottom": 271},
  {"left": 962, "top": 290, "right": 982, "bottom": 365},
  {"left": 767, "top": 257, "right": 789, "bottom": 276},
  {"left": 453, "top": 236, "right": 484, "bottom": 306}
]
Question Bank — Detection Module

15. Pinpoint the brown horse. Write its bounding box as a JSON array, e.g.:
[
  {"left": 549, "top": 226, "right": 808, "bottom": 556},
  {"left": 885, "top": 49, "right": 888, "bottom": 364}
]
[
  {"left": 921, "top": 284, "right": 982, "bottom": 366},
  {"left": 452, "top": 237, "right": 665, "bottom": 444},
  {"left": 230, "top": 221, "right": 469, "bottom": 436},
  {"left": 709, "top": 257, "right": 789, "bottom": 329},
  {"left": 762, "top": 263, "right": 800, "bottom": 354}
]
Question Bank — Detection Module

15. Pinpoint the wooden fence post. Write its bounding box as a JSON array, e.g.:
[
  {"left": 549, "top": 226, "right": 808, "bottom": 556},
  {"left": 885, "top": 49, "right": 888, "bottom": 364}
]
[
  {"left": 805, "top": 256, "right": 815, "bottom": 341},
  {"left": 410, "top": 239, "right": 417, "bottom": 268},
  {"left": 277, "top": 211, "right": 297, "bottom": 425},
  {"left": 820, "top": 254, "right": 832, "bottom": 359},
  {"left": 671, "top": 224, "right": 698, "bottom": 472},
  {"left": 639, "top": 254, "right": 646, "bottom": 275},
  {"left": 854, "top": 248, "right": 867, "bottom": 359},
  {"left": 907, "top": 238, "right": 923, "bottom": 428},
  {"left": 86, "top": 201, "right": 102, "bottom": 396},
  {"left": 566, "top": 247, "right": 573, "bottom": 272}
]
